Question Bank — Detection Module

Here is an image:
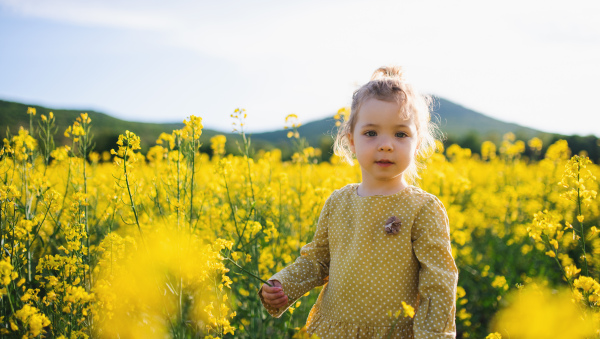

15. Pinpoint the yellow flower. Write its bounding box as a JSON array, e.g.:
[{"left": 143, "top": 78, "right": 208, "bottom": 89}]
[
  {"left": 491, "top": 276, "right": 508, "bottom": 291},
  {"left": 527, "top": 210, "right": 562, "bottom": 241},
  {"left": 401, "top": 301, "right": 415, "bottom": 318},
  {"left": 210, "top": 135, "right": 227, "bottom": 157},
  {"left": 574, "top": 276, "right": 600, "bottom": 295},
  {"left": 78, "top": 112, "right": 91, "bottom": 124},
  {"left": 11, "top": 127, "right": 37, "bottom": 161},
  {"left": 222, "top": 275, "right": 233, "bottom": 288},
  {"left": 336, "top": 107, "right": 350, "bottom": 121},
  {"left": 50, "top": 146, "right": 71, "bottom": 161},
  {"left": 565, "top": 264, "right": 581, "bottom": 280},
  {"left": 481, "top": 141, "right": 497, "bottom": 161},
  {"left": 183, "top": 115, "right": 203, "bottom": 141},
  {"left": 0, "top": 259, "right": 15, "bottom": 286},
  {"left": 111, "top": 130, "right": 142, "bottom": 160},
  {"left": 14, "top": 304, "right": 51, "bottom": 337},
  {"left": 527, "top": 137, "right": 543, "bottom": 152},
  {"left": 492, "top": 285, "right": 595, "bottom": 338}
]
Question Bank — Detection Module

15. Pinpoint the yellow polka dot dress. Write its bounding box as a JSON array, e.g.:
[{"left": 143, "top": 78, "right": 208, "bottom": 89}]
[{"left": 259, "top": 184, "right": 458, "bottom": 338}]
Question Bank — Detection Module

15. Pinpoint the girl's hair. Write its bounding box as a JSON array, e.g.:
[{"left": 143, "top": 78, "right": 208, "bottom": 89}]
[{"left": 333, "top": 65, "right": 441, "bottom": 183}]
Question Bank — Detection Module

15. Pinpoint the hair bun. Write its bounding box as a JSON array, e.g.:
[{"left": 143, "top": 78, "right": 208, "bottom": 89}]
[{"left": 370, "top": 65, "right": 405, "bottom": 81}]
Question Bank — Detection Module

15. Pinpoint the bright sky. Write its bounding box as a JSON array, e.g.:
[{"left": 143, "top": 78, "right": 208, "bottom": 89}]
[{"left": 1, "top": 0, "right": 599, "bottom": 136}]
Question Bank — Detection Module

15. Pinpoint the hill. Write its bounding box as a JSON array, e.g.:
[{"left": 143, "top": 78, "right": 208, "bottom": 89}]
[
  {"left": 247, "top": 97, "right": 554, "bottom": 157},
  {"left": 1, "top": 98, "right": 598, "bottom": 161},
  {"left": 0, "top": 99, "right": 188, "bottom": 152}
]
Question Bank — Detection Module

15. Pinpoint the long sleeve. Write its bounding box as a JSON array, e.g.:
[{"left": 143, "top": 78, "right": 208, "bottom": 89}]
[
  {"left": 411, "top": 196, "right": 458, "bottom": 339},
  {"left": 259, "top": 195, "right": 332, "bottom": 318}
]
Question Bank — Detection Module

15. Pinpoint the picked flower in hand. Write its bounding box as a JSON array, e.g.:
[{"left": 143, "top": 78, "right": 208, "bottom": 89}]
[{"left": 384, "top": 216, "right": 402, "bottom": 235}]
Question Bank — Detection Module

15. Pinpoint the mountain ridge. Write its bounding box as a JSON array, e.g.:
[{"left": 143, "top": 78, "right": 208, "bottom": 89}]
[{"left": 2, "top": 97, "right": 598, "bottom": 161}]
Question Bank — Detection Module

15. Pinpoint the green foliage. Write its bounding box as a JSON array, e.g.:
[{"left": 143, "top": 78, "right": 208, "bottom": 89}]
[{"left": 0, "top": 100, "right": 186, "bottom": 154}]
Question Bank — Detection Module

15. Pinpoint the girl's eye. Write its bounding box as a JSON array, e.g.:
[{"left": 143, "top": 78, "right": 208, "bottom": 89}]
[
  {"left": 364, "top": 131, "right": 377, "bottom": 137},
  {"left": 396, "top": 132, "right": 408, "bottom": 138}
]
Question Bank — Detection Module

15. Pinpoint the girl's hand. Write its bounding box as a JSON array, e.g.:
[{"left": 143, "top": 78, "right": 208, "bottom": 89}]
[{"left": 261, "top": 280, "right": 288, "bottom": 308}]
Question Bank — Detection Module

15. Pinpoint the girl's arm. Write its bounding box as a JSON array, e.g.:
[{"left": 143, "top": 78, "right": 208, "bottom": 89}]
[
  {"left": 258, "top": 194, "right": 333, "bottom": 318},
  {"left": 412, "top": 196, "right": 458, "bottom": 339}
]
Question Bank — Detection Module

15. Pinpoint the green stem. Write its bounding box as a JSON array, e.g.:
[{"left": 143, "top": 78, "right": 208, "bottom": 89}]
[
  {"left": 123, "top": 154, "right": 143, "bottom": 238},
  {"left": 242, "top": 132, "right": 255, "bottom": 203},
  {"left": 22, "top": 156, "right": 32, "bottom": 282},
  {"left": 56, "top": 157, "right": 72, "bottom": 223},
  {"left": 83, "top": 135, "right": 91, "bottom": 291},
  {"left": 225, "top": 257, "right": 272, "bottom": 287},
  {"left": 189, "top": 138, "right": 195, "bottom": 229},
  {"left": 577, "top": 160, "right": 589, "bottom": 277},
  {"left": 176, "top": 138, "right": 181, "bottom": 229},
  {"left": 543, "top": 234, "right": 574, "bottom": 291},
  {"left": 29, "top": 113, "right": 33, "bottom": 142},
  {"left": 222, "top": 173, "right": 241, "bottom": 244},
  {"left": 387, "top": 316, "right": 402, "bottom": 339}
]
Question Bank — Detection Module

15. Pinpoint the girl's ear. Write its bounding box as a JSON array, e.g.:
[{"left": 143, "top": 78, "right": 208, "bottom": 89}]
[
  {"left": 347, "top": 132, "right": 355, "bottom": 154},
  {"left": 413, "top": 133, "right": 422, "bottom": 154}
]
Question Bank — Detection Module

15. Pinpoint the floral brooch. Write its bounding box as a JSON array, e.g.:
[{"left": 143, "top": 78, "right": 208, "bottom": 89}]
[{"left": 384, "top": 216, "right": 402, "bottom": 235}]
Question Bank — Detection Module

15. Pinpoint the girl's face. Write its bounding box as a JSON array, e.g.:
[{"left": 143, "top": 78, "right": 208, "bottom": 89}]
[{"left": 347, "top": 98, "right": 419, "bottom": 192}]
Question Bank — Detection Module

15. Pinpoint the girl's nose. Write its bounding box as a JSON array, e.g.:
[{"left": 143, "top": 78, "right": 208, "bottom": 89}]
[{"left": 379, "top": 140, "right": 393, "bottom": 151}]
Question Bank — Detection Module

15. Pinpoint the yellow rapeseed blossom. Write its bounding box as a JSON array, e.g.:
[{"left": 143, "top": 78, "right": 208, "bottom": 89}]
[
  {"left": 77, "top": 112, "right": 91, "bottom": 124},
  {"left": 210, "top": 135, "right": 227, "bottom": 158},
  {"left": 0, "top": 259, "right": 16, "bottom": 288},
  {"left": 50, "top": 146, "right": 71, "bottom": 161},
  {"left": 491, "top": 276, "right": 508, "bottom": 291},
  {"left": 560, "top": 155, "right": 597, "bottom": 207},
  {"left": 94, "top": 226, "right": 233, "bottom": 338},
  {"left": 492, "top": 285, "right": 595, "bottom": 338},
  {"left": 528, "top": 137, "right": 543, "bottom": 152},
  {"left": 401, "top": 301, "right": 415, "bottom": 318},
  {"left": 284, "top": 114, "right": 299, "bottom": 126},
  {"left": 334, "top": 107, "right": 350, "bottom": 127},
  {"left": 13, "top": 304, "right": 51, "bottom": 338},
  {"left": 565, "top": 264, "right": 581, "bottom": 280},
  {"left": 3, "top": 105, "right": 600, "bottom": 339},
  {"left": 183, "top": 115, "right": 203, "bottom": 141},
  {"left": 480, "top": 141, "right": 497, "bottom": 161},
  {"left": 11, "top": 127, "right": 37, "bottom": 161},
  {"left": 230, "top": 108, "right": 247, "bottom": 133},
  {"left": 110, "top": 130, "right": 141, "bottom": 160},
  {"left": 574, "top": 276, "right": 600, "bottom": 306},
  {"left": 527, "top": 210, "right": 562, "bottom": 242}
]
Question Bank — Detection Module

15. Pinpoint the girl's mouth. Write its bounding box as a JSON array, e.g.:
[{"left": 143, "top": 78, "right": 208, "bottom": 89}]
[{"left": 376, "top": 160, "right": 394, "bottom": 167}]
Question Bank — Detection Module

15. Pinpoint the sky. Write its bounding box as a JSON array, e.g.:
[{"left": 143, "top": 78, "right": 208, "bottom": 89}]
[{"left": 1, "top": 0, "right": 599, "bottom": 136}]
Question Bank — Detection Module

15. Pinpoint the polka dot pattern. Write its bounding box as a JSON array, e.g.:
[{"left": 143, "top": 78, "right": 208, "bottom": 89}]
[{"left": 259, "top": 184, "right": 458, "bottom": 338}]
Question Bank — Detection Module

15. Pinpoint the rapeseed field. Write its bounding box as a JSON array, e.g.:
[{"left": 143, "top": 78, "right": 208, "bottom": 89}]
[{"left": 0, "top": 108, "right": 598, "bottom": 338}]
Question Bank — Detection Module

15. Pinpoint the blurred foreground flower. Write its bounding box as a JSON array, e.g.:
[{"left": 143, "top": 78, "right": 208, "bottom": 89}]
[
  {"left": 492, "top": 284, "right": 596, "bottom": 339},
  {"left": 93, "top": 226, "right": 234, "bottom": 338},
  {"left": 292, "top": 325, "right": 320, "bottom": 339}
]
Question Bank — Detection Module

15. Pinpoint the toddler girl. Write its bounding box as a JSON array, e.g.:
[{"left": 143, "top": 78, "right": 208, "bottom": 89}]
[{"left": 260, "top": 66, "right": 458, "bottom": 339}]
